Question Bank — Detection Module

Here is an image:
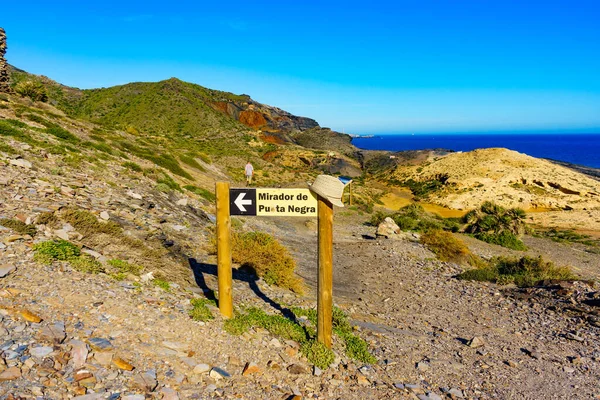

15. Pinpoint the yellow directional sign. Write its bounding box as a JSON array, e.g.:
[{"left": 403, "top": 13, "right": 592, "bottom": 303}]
[{"left": 230, "top": 188, "right": 317, "bottom": 217}]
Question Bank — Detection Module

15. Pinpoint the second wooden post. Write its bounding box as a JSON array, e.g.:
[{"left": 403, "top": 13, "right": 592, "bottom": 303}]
[
  {"left": 317, "top": 196, "right": 334, "bottom": 347},
  {"left": 215, "top": 182, "right": 233, "bottom": 318}
]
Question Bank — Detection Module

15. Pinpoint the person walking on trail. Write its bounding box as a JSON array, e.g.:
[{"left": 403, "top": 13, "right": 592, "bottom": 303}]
[{"left": 245, "top": 161, "right": 254, "bottom": 186}]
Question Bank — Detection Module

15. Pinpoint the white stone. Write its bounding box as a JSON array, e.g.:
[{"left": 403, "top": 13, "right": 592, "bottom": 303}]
[
  {"left": 0, "top": 265, "right": 16, "bottom": 278},
  {"left": 193, "top": 363, "right": 210, "bottom": 374},
  {"left": 176, "top": 198, "right": 188, "bottom": 206},
  {"left": 100, "top": 211, "right": 110, "bottom": 220},
  {"left": 30, "top": 346, "right": 53, "bottom": 358},
  {"left": 9, "top": 158, "right": 32, "bottom": 169},
  {"left": 127, "top": 191, "right": 143, "bottom": 200}
]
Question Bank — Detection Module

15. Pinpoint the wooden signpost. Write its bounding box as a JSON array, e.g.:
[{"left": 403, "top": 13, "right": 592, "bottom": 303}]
[{"left": 215, "top": 182, "right": 335, "bottom": 347}]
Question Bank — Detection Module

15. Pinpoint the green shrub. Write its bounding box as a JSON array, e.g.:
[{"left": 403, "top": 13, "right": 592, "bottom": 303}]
[
  {"left": 122, "top": 161, "right": 143, "bottom": 172},
  {"left": 45, "top": 125, "right": 80, "bottom": 143},
  {"left": 61, "top": 208, "right": 122, "bottom": 237},
  {"left": 179, "top": 154, "right": 205, "bottom": 171},
  {"left": 0, "top": 218, "right": 37, "bottom": 236},
  {"left": 33, "top": 240, "right": 81, "bottom": 264},
  {"left": 152, "top": 278, "right": 171, "bottom": 291},
  {"left": 107, "top": 259, "right": 142, "bottom": 275},
  {"left": 0, "top": 141, "right": 17, "bottom": 154},
  {"left": 458, "top": 256, "right": 578, "bottom": 287},
  {"left": 402, "top": 175, "right": 449, "bottom": 200},
  {"left": 14, "top": 80, "right": 48, "bottom": 102},
  {"left": 420, "top": 230, "right": 483, "bottom": 266},
  {"left": 184, "top": 185, "right": 215, "bottom": 202},
  {"left": 474, "top": 231, "right": 527, "bottom": 250},
  {"left": 368, "top": 204, "right": 460, "bottom": 233},
  {"left": 189, "top": 298, "right": 217, "bottom": 321},
  {"left": 535, "top": 228, "right": 597, "bottom": 246},
  {"left": 69, "top": 255, "right": 105, "bottom": 274},
  {"left": 225, "top": 306, "right": 375, "bottom": 369},
  {"left": 231, "top": 231, "right": 303, "bottom": 293}
]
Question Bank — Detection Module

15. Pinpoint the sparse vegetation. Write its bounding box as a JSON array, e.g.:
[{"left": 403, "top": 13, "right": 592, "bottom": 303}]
[
  {"left": 368, "top": 204, "right": 461, "bottom": 233},
  {"left": 458, "top": 255, "right": 578, "bottom": 287},
  {"left": 0, "top": 218, "right": 37, "bottom": 236},
  {"left": 463, "top": 201, "right": 527, "bottom": 250},
  {"left": 189, "top": 298, "right": 217, "bottom": 321},
  {"left": 224, "top": 305, "right": 375, "bottom": 369},
  {"left": 420, "top": 229, "right": 485, "bottom": 267},
  {"left": 534, "top": 228, "right": 598, "bottom": 247},
  {"left": 122, "top": 161, "right": 143, "bottom": 172},
  {"left": 33, "top": 240, "right": 104, "bottom": 273},
  {"left": 152, "top": 278, "right": 171, "bottom": 291},
  {"left": 14, "top": 80, "right": 48, "bottom": 102},
  {"left": 184, "top": 185, "right": 215, "bottom": 202},
  {"left": 402, "top": 174, "right": 450, "bottom": 200},
  {"left": 61, "top": 208, "right": 122, "bottom": 237},
  {"left": 230, "top": 231, "right": 303, "bottom": 293},
  {"left": 107, "top": 259, "right": 143, "bottom": 275}
]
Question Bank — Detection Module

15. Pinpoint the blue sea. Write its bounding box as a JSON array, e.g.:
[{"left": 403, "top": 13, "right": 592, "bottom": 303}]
[{"left": 352, "top": 133, "right": 600, "bottom": 169}]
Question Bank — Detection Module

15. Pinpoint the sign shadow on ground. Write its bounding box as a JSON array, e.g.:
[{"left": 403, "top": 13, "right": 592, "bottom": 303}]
[{"left": 188, "top": 258, "right": 297, "bottom": 321}]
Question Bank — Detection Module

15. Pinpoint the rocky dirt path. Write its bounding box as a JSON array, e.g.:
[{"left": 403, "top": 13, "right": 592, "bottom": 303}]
[{"left": 1, "top": 151, "right": 600, "bottom": 399}]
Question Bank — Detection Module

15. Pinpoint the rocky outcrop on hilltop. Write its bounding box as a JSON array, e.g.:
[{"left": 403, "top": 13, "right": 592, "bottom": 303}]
[
  {"left": 0, "top": 28, "right": 10, "bottom": 93},
  {"left": 392, "top": 148, "right": 600, "bottom": 212},
  {"left": 212, "top": 99, "right": 319, "bottom": 133}
]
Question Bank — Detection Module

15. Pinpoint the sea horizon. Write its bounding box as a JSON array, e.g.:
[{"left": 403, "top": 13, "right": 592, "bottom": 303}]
[{"left": 351, "top": 132, "right": 600, "bottom": 169}]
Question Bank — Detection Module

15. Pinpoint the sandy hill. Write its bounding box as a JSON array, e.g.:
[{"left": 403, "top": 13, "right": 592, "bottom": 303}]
[{"left": 391, "top": 148, "right": 600, "bottom": 212}]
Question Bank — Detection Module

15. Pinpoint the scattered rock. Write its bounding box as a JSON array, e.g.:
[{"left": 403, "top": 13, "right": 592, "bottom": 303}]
[
  {"left": 113, "top": 356, "right": 134, "bottom": 371},
  {"left": 9, "top": 158, "right": 32, "bottom": 169},
  {"left": 242, "top": 361, "right": 261, "bottom": 376},
  {"left": 209, "top": 367, "right": 231, "bottom": 380},
  {"left": 19, "top": 309, "right": 42, "bottom": 323},
  {"left": 87, "top": 337, "right": 113, "bottom": 351},
  {"left": 467, "top": 336, "right": 485, "bottom": 348},
  {"left": 287, "top": 364, "right": 306, "bottom": 375},
  {"left": 99, "top": 211, "right": 110, "bottom": 220},
  {"left": 70, "top": 340, "right": 88, "bottom": 369},
  {"left": 0, "top": 264, "right": 15, "bottom": 278},
  {"left": 193, "top": 363, "right": 211, "bottom": 374},
  {"left": 133, "top": 370, "right": 158, "bottom": 392},
  {"left": 0, "top": 366, "right": 21, "bottom": 381},
  {"left": 376, "top": 217, "right": 401, "bottom": 238},
  {"left": 29, "top": 346, "right": 53, "bottom": 358}
]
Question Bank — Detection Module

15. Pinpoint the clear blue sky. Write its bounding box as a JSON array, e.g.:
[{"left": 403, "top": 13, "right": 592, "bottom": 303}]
[{"left": 2, "top": 0, "right": 600, "bottom": 134}]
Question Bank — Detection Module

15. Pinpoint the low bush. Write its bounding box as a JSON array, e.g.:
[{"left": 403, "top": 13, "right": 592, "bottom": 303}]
[
  {"left": 458, "top": 256, "right": 578, "bottom": 287},
  {"left": 368, "top": 204, "right": 461, "bottom": 233},
  {"left": 14, "top": 80, "right": 48, "bottom": 102},
  {"left": 179, "top": 154, "right": 205, "bottom": 171},
  {"left": 420, "top": 230, "right": 469, "bottom": 262},
  {"left": 473, "top": 231, "right": 527, "bottom": 251},
  {"left": 534, "top": 228, "right": 597, "bottom": 246},
  {"left": 0, "top": 218, "right": 37, "bottom": 236},
  {"left": 33, "top": 240, "right": 80, "bottom": 264},
  {"left": 107, "top": 259, "right": 143, "bottom": 275},
  {"left": 463, "top": 201, "right": 527, "bottom": 250},
  {"left": 184, "top": 185, "right": 215, "bottom": 202},
  {"left": 61, "top": 208, "right": 122, "bottom": 237},
  {"left": 189, "top": 298, "right": 217, "bottom": 321},
  {"left": 231, "top": 231, "right": 303, "bottom": 293},
  {"left": 152, "top": 278, "right": 171, "bottom": 291},
  {"left": 224, "top": 306, "right": 375, "bottom": 369},
  {"left": 122, "top": 161, "right": 143, "bottom": 172},
  {"left": 45, "top": 125, "right": 80, "bottom": 143},
  {"left": 32, "top": 240, "right": 104, "bottom": 273}
]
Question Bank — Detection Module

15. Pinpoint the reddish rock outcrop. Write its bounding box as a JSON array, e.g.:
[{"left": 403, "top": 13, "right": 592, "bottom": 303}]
[{"left": 239, "top": 110, "right": 267, "bottom": 129}]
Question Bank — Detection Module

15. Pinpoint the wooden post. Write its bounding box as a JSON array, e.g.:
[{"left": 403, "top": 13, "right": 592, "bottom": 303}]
[
  {"left": 215, "top": 182, "right": 233, "bottom": 318},
  {"left": 349, "top": 182, "right": 352, "bottom": 206},
  {"left": 317, "top": 196, "right": 333, "bottom": 347}
]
